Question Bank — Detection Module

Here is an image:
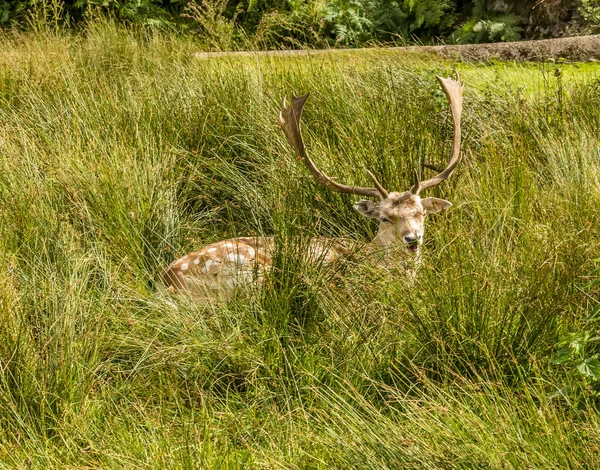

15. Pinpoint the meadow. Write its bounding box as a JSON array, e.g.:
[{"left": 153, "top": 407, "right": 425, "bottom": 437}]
[{"left": 0, "top": 21, "right": 599, "bottom": 468}]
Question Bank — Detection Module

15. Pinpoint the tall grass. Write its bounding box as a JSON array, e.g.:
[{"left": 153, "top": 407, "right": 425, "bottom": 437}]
[{"left": 0, "top": 21, "right": 599, "bottom": 468}]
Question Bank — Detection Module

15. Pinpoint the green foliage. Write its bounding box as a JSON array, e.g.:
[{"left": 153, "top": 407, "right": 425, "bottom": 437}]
[
  {"left": 366, "top": 0, "right": 455, "bottom": 41},
  {"left": 184, "top": 0, "right": 238, "bottom": 50},
  {"left": 550, "top": 261, "right": 600, "bottom": 408},
  {"left": 551, "top": 330, "right": 600, "bottom": 407},
  {"left": 453, "top": 0, "right": 523, "bottom": 45},
  {"left": 0, "top": 0, "right": 593, "bottom": 49},
  {"left": 465, "top": 15, "right": 522, "bottom": 42},
  {"left": 0, "top": 0, "right": 28, "bottom": 24},
  {"left": 451, "top": 0, "right": 523, "bottom": 43},
  {"left": 323, "top": 0, "right": 372, "bottom": 45},
  {"left": 0, "top": 22, "right": 600, "bottom": 466},
  {"left": 0, "top": 0, "right": 189, "bottom": 26},
  {"left": 252, "top": 3, "right": 327, "bottom": 48},
  {"left": 322, "top": 0, "right": 455, "bottom": 46},
  {"left": 579, "top": 0, "right": 600, "bottom": 26}
]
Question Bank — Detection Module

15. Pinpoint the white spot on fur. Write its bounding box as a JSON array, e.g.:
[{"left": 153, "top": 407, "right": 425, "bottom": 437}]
[
  {"left": 193, "top": 258, "right": 200, "bottom": 265},
  {"left": 181, "top": 263, "right": 189, "bottom": 271},
  {"left": 207, "top": 247, "right": 217, "bottom": 253},
  {"left": 204, "top": 259, "right": 221, "bottom": 273},
  {"left": 248, "top": 247, "right": 255, "bottom": 256}
]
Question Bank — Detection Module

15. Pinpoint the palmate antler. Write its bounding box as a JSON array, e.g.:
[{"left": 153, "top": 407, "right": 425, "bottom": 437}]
[
  {"left": 411, "top": 75, "right": 464, "bottom": 194},
  {"left": 277, "top": 94, "right": 388, "bottom": 200},
  {"left": 278, "top": 74, "right": 463, "bottom": 199}
]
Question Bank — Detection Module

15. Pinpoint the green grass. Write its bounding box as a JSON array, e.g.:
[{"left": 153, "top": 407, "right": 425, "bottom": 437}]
[{"left": 0, "top": 21, "right": 600, "bottom": 468}]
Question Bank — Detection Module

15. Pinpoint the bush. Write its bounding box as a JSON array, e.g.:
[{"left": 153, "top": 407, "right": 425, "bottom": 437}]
[
  {"left": 452, "top": 0, "right": 523, "bottom": 44},
  {"left": 322, "top": 0, "right": 455, "bottom": 46},
  {"left": 579, "top": 0, "right": 600, "bottom": 31},
  {"left": 456, "top": 15, "right": 522, "bottom": 43},
  {"left": 0, "top": 0, "right": 594, "bottom": 49},
  {"left": 323, "top": 0, "right": 372, "bottom": 45},
  {"left": 0, "top": 0, "right": 189, "bottom": 26}
]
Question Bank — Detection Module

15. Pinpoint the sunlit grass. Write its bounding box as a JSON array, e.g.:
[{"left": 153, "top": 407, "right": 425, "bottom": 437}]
[{"left": 0, "top": 20, "right": 599, "bottom": 468}]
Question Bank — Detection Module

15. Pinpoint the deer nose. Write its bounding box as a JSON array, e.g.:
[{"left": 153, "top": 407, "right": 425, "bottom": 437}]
[{"left": 403, "top": 234, "right": 418, "bottom": 244}]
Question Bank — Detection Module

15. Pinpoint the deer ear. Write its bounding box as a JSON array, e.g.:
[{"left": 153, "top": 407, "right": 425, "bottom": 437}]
[
  {"left": 421, "top": 197, "right": 452, "bottom": 214},
  {"left": 353, "top": 200, "right": 379, "bottom": 218}
]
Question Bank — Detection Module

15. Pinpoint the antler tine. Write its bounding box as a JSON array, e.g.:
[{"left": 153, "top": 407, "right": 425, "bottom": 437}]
[
  {"left": 278, "top": 93, "right": 387, "bottom": 200},
  {"left": 409, "top": 168, "right": 420, "bottom": 195},
  {"left": 365, "top": 170, "right": 389, "bottom": 199},
  {"left": 414, "top": 74, "right": 464, "bottom": 193}
]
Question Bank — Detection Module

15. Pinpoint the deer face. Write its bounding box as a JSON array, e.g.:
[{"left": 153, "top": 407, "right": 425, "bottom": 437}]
[{"left": 353, "top": 192, "right": 451, "bottom": 254}]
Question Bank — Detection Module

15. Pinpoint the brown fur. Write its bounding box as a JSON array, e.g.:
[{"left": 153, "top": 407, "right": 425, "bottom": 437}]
[{"left": 162, "top": 236, "right": 351, "bottom": 297}]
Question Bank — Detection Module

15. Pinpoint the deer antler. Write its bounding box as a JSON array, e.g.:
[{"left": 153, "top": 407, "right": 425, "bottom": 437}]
[
  {"left": 277, "top": 93, "right": 388, "bottom": 200},
  {"left": 411, "top": 74, "right": 463, "bottom": 194}
]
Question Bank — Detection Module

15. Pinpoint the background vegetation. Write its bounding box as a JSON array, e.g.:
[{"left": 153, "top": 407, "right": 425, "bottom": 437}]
[
  {"left": 0, "top": 18, "right": 599, "bottom": 467},
  {"left": 3, "top": 0, "right": 600, "bottom": 48}
]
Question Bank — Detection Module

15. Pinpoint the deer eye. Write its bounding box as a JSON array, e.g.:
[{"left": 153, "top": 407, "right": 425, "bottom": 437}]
[{"left": 380, "top": 217, "right": 391, "bottom": 223}]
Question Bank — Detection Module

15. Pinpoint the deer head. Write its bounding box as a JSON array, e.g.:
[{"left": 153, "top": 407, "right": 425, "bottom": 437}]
[{"left": 277, "top": 75, "right": 463, "bottom": 259}]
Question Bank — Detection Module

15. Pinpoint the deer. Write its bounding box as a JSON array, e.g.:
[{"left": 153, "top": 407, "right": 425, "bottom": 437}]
[{"left": 161, "top": 75, "right": 463, "bottom": 298}]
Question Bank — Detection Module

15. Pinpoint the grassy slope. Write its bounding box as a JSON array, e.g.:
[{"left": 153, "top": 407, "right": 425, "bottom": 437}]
[{"left": 0, "top": 22, "right": 599, "bottom": 468}]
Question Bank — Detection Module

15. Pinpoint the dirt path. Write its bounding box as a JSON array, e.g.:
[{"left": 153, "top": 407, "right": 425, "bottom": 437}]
[{"left": 195, "top": 34, "right": 600, "bottom": 62}]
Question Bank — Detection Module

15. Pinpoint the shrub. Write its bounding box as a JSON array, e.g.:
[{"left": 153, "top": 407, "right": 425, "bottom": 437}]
[
  {"left": 579, "top": 0, "right": 600, "bottom": 31},
  {"left": 322, "top": 0, "right": 455, "bottom": 45},
  {"left": 366, "top": 0, "right": 455, "bottom": 42},
  {"left": 323, "top": 0, "right": 372, "bottom": 45}
]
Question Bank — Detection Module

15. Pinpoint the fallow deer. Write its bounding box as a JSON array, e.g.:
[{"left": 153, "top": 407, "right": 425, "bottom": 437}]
[{"left": 162, "top": 75, "right": 463, "bottom": 298}]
